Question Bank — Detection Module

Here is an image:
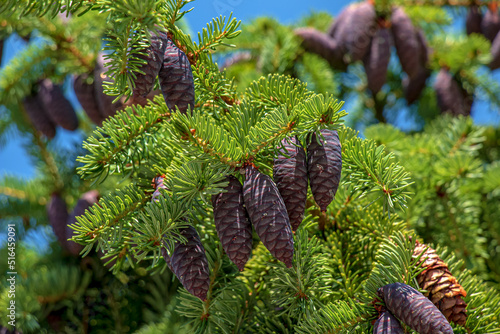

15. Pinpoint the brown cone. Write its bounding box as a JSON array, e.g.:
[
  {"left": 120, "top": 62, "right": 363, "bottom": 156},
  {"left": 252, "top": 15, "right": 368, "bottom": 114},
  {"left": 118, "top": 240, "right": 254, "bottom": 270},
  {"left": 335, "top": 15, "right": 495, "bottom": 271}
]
[
  {"left": 391, "top": 7, "right": 421, "bottom": 78},
  {"left": 66, "top": 190, "right": 99, "bottom": 256},
  {"left": 94, "top": 53, "right": 124, "bottom": 118},
  {"left": 38, "top": 79, "right": 79, "bottom": 131},
  {"left": 413, "top": 240, "right": 467, "bottom": 326},
  {"left": 481, "top": 7, "right": 500, "bottom": 42},
  {"left": 466, "top": 5, "right": 483, "bottom": 36}
]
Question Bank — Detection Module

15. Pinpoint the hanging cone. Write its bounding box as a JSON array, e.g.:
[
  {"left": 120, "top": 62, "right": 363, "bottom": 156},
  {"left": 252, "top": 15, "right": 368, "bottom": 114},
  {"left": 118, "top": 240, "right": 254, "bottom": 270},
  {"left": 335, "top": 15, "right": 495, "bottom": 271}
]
[
  {"left": 23, "top": 94, "right": 56, "bottom": 139},
  {"left": 273, "top": 136, "right": 308, "bottom": 231},
  {"left": 212, "top": 175, "right": 253, "bottom": 271},
  {"left": 132, "top": 31, "right": 169, "bottom": 98},
  {"left": 435, "top": 68, "right": 472, "bottom": 116},
  {"left": 363, "top": 28, "right": 392, "bottom": 94},
  {"left": 413, "top": 241, "right": 467, "bottom": 326},
  {"left": 243, "top": 165, "right": 294, "bottom": 268},
  {"left": 489, "top": 31, "right": 500, "bottom": 70},
  {"left": 403, "top": 29, "right": 430, "bottom": 104},
  {"left": 307, "top": 129, "right": 342, "bottom": 212},
  {"left": 481, "top": 5, "right": 500, "bottom": 42},
  {"left": 47, "top": 193, "right": 69, "bottom": 249},
  {"left": 391, "top": 7, "right": 421, "bottom": 78},
  {"left": 94, "top": 53, "right": 124, "bottom": 118},
  {"left": 66, "top": 190, "right": 99, "bottom": 256},
  {"left": 294, "top": 27, "right": 346, "bottom": 70},
  {"left": 466, "top": 5, "right": 483, "bottom": 36},
  {"left": 373, "top": 310, "right": 404, "bottom": 334},
  {"left": 73, "top": 73, "right": 106, "bottom": 125},
  {"left": 378, "top": 282, "right": 453, "bottom": 334},
  {"left": 161, "top": 226, "right": 210, "bottom": 300},
  {"left": 38, "top": 79, "right": 79, "bottom": 131},
  {"left": 335, "top": 1, "right": 377, "bottom": 63},
  {"left": 159, "top": 39, "right": 195, "bottom": 114}
]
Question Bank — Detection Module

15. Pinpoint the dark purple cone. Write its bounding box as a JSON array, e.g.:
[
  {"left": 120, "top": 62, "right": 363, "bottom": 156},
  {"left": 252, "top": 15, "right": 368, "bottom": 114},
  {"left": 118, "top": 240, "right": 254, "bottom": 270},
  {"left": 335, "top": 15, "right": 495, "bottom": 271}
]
[
  {"left": 327, "top": 4, "right": 355, "bottom": 38},
  {"left": 159, "top": 39, "right": 195, "bottom": 114},
  {"left": 161, "top": 226, "right": 210, "bottom": 300},
  {"left": 378, "top": 283, "right": 453, "bottom": 334},
  {"left": 481, "top": 8, "right": 500, "bottom": 42},
  {"left": 38, "top": 79, "right": 79, "bottom": 131},
  {"left": 273, "top": 137, "right": 308, "bottom": 231},
  {"left": 23, "top": 95, "right": 56, "bottom": 139},
  {"left": 73, "top": 74, "right": 106, "bottom": 125},
  {"left": 294, "top": 27, "right": 346, "bottom": 70},
  {"left": 363, "top": 28, "right": 392, "bottom": 94},
  {"left": 391, "top": 7, "right": 421, "bottom": 78},
  {"left": 466, "top": 5, "right": 483, "bottom": 36},
  {"left": 133, "top": 31, "right": 169, "bottom": 98},
  {"left": 47, "top": 193, "right": 69, "bottom": 249},
  {"left": 152, "top": 175, "right": 168, "bottom": 202},
  {"left": 373, "top": 311, "right": 404, "bottom": 334},
  {"left": 307, "top": 129, "right": 342, "bottom": 212},
  {"left": 435, "top": 68, "right": 472, "bottom": 116},
  {"left": 212, "top": 175, "right": 253, "bottom": 270},
  {"left": 403, "top": 67, "right": 430, "bottom": 104},
  {"left": 66, "top": 190, "right": 99, "bottom": 255},
  {"left": 335, "top": 1, "right": 377, "bottom": 63},
  {"left": 490, "top": 32, "right": 500, "bottom": 70},
  {"left": 243, "top": 165, "right": 294, "bottom": 268},
  {"left": 94, "top": 53, "right": 123, "bottom": 118}
]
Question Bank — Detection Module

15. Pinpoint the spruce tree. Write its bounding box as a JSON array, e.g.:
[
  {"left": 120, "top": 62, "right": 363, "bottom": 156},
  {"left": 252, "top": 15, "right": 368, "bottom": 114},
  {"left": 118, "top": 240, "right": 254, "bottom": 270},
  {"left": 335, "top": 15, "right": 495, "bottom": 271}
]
[{"left": 0, "top": 1, "right": 499, "bottom": 333}]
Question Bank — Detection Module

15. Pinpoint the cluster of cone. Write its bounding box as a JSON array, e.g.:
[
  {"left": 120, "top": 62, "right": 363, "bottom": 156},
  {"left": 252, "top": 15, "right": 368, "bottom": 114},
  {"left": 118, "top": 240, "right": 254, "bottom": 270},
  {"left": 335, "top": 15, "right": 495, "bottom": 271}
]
[
  {"left": 47, "top": 190, "right": 99, "bottom": 256},
  {"left": 23, "top": 79, "right": 79, "bottom": 139},
  {"left": 130, "top": 30, "right": 195, "bottom": 114},
  {"left": 294, "top": 2, "right": 430, "bottom": 102},
  {"left": 154, "top": 130, "right": 342, "bottom": 301},
  {"left": 376, "top": 282, "right": 454, "bottom": 334}
]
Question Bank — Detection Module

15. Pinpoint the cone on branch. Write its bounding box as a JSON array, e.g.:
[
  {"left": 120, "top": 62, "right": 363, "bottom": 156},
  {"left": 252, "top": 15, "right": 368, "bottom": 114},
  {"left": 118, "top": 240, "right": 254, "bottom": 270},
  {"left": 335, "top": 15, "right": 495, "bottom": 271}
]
[
  {"left": 73, "top": 73, "right": 106, "bottom": 125},
  {"left": 307, "top": 129, "right": 342, "bottom": 212},
  {"left": 243, "top": 165, "right": 294, "bottom": 268},
  {"left": 413, "top": 240, "right": 467, "bottom": 326},
  {"left": 327, "top": 4, "right": 355, "bottom": 39},
  {"left": 335, "top": 1, "right": 376, "bottom": 63},
  {"left": 391, "top": 7, "right": 421, "bottom": 79},
  {"left": 161, "top": 226, "right": 210, "bottom": 301},
  {"left": 38, "top": 79, "right": 79, "bottom": 131},
  {"left": 378, "top": 282, "right": 453, "bottom": 334},
  {"left": 363, "top": 27, "right": 392, "bottom": 94},
  {"left": 47, "top": 193, "right": 69, "bottom": 249},
  {"left": 132, "top": 31, "right": 169, "bottom": 98},
  {"left": 159, "top": 39, "right": 195, "bottom": 114},
  {"left": 403, "top": 29, "right": 430, "bottom": 104},
  {"left": 294, "top": 27, "right": 346, "bottom": 70},
  {"left": 273, "top": 136, "right": 308, "bottom": 231},
  {"left": 466, "top": 5, "right": 483, "bottom": 36},
  {"left": 212, "top": 175, "right": 253, "bottom": 271},
  {"left": 66, "top": 190, "right": 99, "bottom": 256},
  {"left": 434, "top": 68, "right": 472, "bottom": 116},
  {"left": 23, "top": 94, "right": 56, "bottom": 139},
  {"left": 373, "top": 310, "right": 404, "bottom": 334}
]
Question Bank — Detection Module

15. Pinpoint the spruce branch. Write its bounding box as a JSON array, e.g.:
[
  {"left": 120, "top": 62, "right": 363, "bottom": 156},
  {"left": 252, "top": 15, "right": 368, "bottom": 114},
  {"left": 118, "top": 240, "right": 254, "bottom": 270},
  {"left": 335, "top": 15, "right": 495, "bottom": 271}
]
[{"left": 76, "top": 103, "right": 171, "bottom": 182}]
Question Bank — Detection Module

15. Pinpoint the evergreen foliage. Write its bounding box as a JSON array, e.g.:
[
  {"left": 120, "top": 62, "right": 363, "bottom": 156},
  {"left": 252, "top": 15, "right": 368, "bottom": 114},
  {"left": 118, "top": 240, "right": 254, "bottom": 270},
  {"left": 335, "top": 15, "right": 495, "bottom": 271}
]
[{"left": 0, "top": 0, "right": 499, "bottom": 333}]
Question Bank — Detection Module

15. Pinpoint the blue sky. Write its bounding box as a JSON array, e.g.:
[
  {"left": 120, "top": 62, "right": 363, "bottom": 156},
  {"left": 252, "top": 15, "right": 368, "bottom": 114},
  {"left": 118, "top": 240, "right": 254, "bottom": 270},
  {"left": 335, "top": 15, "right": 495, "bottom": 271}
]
[{"left": 1, "top": 0, "right": 499, "bottom": 180}]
